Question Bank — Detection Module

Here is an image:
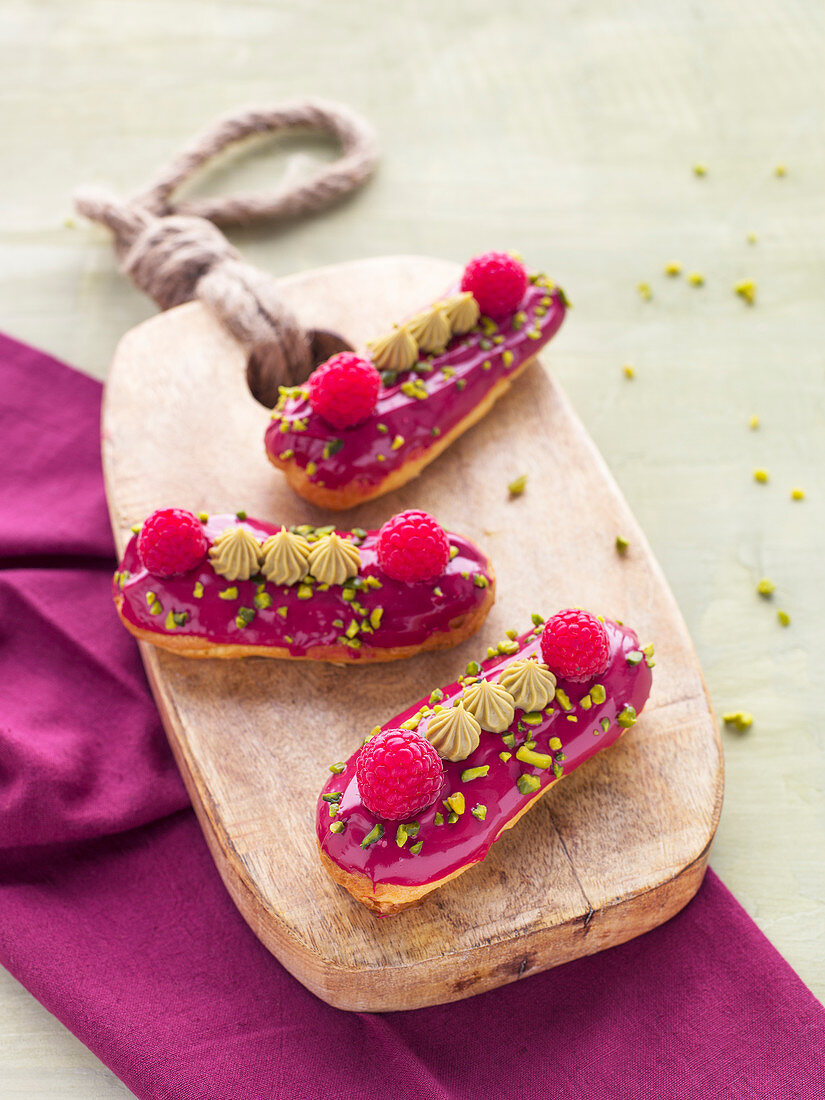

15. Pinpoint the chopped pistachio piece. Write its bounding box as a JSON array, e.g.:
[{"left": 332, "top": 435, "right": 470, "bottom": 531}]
[
  {"left": 622, "top": 364, "right": 635, "bottom": 380},
  {"left": 254, "top": 591, "right": 273, "bottom": 610},
  {"left": 516, "top": 746, "right": 553, "bottom": 769},
  {"left": 734, "top": 279, "right": 756, "bottom": 305},
  {"left": 756, "top": 577, "right": 775, "bottom": 597},
  {"left": 749, "top": 415, "right": 760, "bottom": 430},
  {"left": 522, "top": 712, "right": 542, "bottom": 726},
  {"left": 447, "top": 812, "right": 459, "bottom": 825},
  {"left": 502, "top": 350, "right": 514, "bottom": 368},
  {"left": 693, "top": 163, "right": 707, "bottom": 177},
  {"left": 446, "top": 792, "right": 465, "bottom": 815},
  {"left": 774, "top": 163, "right": 787, "bottom": 177},
  {"left": 499, "top": 751, "right": 512, "bottom": 763},
  {"left": 626, "top": 650, "right": 644, "bottom": 666},
  {"left": 723, "top": 711, "right": 753, "bottom": 732},
  {"left": 508, "top": 474, "right": 528, "bottom": 497},
  {"left": 471, "top": 804, "right": 487, "bottom": 821},
  {"left": 461, "top": 765, "right": 490, "bottom": 782},
  {"left": 328, "top": 762, "right": 346, "bottom": 774},
  {"left": 591, "top": 684, "right": 606, "bottom": 705},
  {"left": 329, "top": 820, "right": 345, "bottom": 834},
  {"left": 409, "top": 840, "right": 423, "bottom": 855},
  {"left": 360, "top": 823, "right": 384, "bottom": 849},
  {"left": 192, "top": 581, "right": 204, "bottom": 599},
  {"left": 617, "top": 705, "right": 637, "bottom": 729},
  {"left": 616, "top": 535, "right": 630, "bottom": 555},
  {"left": 791, "top": 488, "right": 805, "bottom": 501},
  {"left": 555, "top": 687, "right": 573, "bottom": 712},
  {"left": 600, "top": 717, "right": 611, "bottom": 732},
  {"left": 579, "top": 694, "right": 593, "bottom": 710},
  {"left": 396, "top": 824, "right": 409, "bottom": 848},
  {"left": 664, "top": 261, "right": 682, "bottom": 277},
  {"left": 637, "top": 282, "right": 652, "bottom": 301},
  {"left": 517, "top": 773, "right": 542, "bottom": 795},
  {"left": 687, "top": 272, "right": 705, "bottom": 287},
  {"left": 501, "top": 733, "right": 515, "bottom": 749},
  {"left": 391, "top": 434, "right": 405, "bottom": 451},
  {"left": 434, "top": 812, "right": 444, "bottom": 826},
  {"left": 777, "top": 609, "right": 791, "bottom": 627},
  {"left": 218, "top": 586, "right": 238, "bottom": 601},
  {"left": 321, "top": 792, "right": 342, "bottom": 804},
  {"left": 236, "top": 607, "right": 255, "bottom": 627},
  {"left": 429, "top": 688, "right": 444, "bottom": 705}
]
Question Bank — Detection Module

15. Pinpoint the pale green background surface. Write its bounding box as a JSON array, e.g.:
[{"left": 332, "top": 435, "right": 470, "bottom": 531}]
[{"left": 2, "top": 0, "right": 823, "bottom": 1094}]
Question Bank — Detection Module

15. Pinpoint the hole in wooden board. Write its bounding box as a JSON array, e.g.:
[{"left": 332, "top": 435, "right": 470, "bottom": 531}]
[{"left": 246, "top": 329, "right": 354, "bottom": 408}]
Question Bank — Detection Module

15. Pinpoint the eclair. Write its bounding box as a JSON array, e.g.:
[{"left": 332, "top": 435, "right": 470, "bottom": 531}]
[
  {"left": 266, "top": 251, "right": 567, "bottom": 510},
  {"left": 113, "top": 508, "right": 494, "bottom": 662},
  {"left": 317, "top": 609, "right": 653, "bottom": 913}
]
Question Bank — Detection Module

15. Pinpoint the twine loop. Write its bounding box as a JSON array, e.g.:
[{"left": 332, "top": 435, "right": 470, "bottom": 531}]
[{"left": 74, "top": 99, "right": 378, "bottom": 389}]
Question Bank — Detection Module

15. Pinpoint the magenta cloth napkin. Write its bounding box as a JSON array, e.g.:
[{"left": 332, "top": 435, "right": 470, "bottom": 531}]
[{"left": 1, "top": 332, "right": 824, "bottom": 1100}]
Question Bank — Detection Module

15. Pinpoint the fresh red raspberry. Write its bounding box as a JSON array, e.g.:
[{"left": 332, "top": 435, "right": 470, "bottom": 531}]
[
  {"left": 356, "top": 728, "right": 443, "bottom": 820},
  {"left": 540, "top": 609, "right": 610, "bottom": 682},
  {"left": 137, "top": 509, "right": 207, "bottom": 578},
  {"left": 460, "top": 251, "right": 528, "bottom": 320},
  {"left": 376, "top": 510, "right": 450, "bottom": 583},
  {"left": 307, "top": 352, "right": 380, "bottom": 429}
]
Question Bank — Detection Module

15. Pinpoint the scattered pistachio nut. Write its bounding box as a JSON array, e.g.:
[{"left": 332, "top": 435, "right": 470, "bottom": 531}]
[{"left": 723, "top": 711, "right": 753, "bottom": 732}]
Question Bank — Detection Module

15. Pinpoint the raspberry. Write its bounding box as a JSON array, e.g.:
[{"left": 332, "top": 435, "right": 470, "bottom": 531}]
[
  {"left": 356, "top": 728, "right": 443, "bottom": 820},
  {"left": 137, "top": 509, "right": 208, "bottom": 578},
  {"left": 307, "top": 352, "right": 380, "bottom": 429},
  {"left": 460, "top": 251, "right": 528, "bottom": 320},
  {"left": 540, "top": 609, "right": 610, "bottom": 682},
  {"left": 376, "top": 510, "right": 450, "bottom": 583}
]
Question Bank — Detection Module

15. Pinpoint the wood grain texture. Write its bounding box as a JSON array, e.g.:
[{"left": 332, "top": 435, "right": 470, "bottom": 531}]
[{"left": 102, "top": 256, "right": 722, "bottom": 1011}]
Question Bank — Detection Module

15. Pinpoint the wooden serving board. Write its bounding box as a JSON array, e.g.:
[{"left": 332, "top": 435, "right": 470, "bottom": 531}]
[{"left": 102, "top": 256, "right": 723, "bottom": 1012}]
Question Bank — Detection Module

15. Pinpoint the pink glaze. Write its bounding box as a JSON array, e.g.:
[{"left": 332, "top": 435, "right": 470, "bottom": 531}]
[
  {"left": 317, "top": 619, "right": 653, "bottom": 891},
  {"left": 265, "top": 279, "right": 566, "bottom": 491},
  {"left": 114, "top": 515, "right": 493, "bottom": 659}
]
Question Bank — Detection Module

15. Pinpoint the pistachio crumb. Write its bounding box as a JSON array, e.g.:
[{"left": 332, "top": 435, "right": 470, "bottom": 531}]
[
  {"left": 749, "top": 415, "right": 760, "bottom": 430},
  {"left": 734, "top": 279, "right": 756, "bottom": 305},
  {"left": 777, "top": 609, "right": 791, "bottom": 626},
  {"left": 753, "top": 468, "right": 769, "bottom": 483},
  {"left": 723, "top": 711, "right": 753, "bottom": 732},
  {"left": 664, "top": 261, "right": 682, "bottom": 277},
  {"left": 508, "top": 473, "right": 528, "bottom": 497},
  {"left": 791, "top": 488, "right": 805, "bottom": 501},
  {"left": 687, "top": 272, "right": 705, "bottom": 287},
  {"left": 774, "top": 164, "right": 787, "bottom": 178},
  {"left": 693, "top": 163, "right": 708, "bottom": 177},
  {"left": 637, "top": 282, "right": 652, "bottom": 301},
  {"left": 622, "top": 364, "right": 635, "bottom": 379},
  {"left": 756, "top": 577, "right": 775, "bottom": 597},
  {"left": 616, "top": 535, "right": 630, "bottom": 555},
  {"left": 746, "top": 231, "right": 758, "bottom": 244}
]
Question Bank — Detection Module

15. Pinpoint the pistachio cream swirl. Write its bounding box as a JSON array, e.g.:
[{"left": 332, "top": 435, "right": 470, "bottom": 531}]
[
  {"left": 260, "top": 527, "right": 311, "bottom": 586},
  {"left": 497, "top": 658, "right": 557, "bottom": 713},
  {"left": 307, "top": 533, "right": 361, "bottom": 586},
  {"left": 209, "top": 525, "right": 262, "bottom": 582},
  {"left": 424, "top": 704, "right": 481, "bottom": 762},
  {"left": 439, "top": 291, "right": 480, "bottom": 335},
  {"left": 460, "top": 678, "right": 516, "bottom": 733},
  {"left": 404, "top": 305, "right": 451, "bottom": 354},
  {"left": 367, "top": 325, "right": 419, "bottom": 373}
]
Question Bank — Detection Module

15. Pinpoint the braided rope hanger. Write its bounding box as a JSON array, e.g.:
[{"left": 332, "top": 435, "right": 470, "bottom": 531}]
[{"left": 74, "top": 100, "right": 379, "bottom": 394}]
